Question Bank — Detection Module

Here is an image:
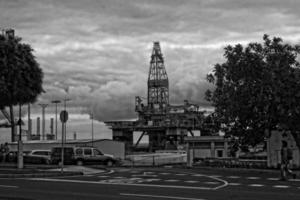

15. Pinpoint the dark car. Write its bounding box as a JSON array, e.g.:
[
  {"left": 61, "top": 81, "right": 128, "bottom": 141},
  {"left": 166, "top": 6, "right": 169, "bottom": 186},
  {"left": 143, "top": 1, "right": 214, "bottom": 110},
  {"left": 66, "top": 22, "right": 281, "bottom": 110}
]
[
  {"left": 5, "top": 151, "right": 30, "bottom": 163},
  {"left": 51, "top": 146, "right": 117, "bottom": 166}
]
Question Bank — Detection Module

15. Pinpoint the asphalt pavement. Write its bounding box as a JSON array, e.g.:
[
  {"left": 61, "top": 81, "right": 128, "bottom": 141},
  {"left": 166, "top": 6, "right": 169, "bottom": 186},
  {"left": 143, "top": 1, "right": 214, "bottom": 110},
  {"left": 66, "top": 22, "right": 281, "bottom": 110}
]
[{"left": 1, "top": 167, "right": 300, "bottom": 200}]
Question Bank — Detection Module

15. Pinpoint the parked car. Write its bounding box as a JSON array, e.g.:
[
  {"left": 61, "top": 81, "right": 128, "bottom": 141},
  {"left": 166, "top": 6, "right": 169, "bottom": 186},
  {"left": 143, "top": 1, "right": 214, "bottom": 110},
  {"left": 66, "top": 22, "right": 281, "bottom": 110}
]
[
  {"left": 51, "top": 146, "right": 117, "bottom": 166},
  {"left": 6, "top": 151, "right": 30, "bottom": 163},
  {"left": 24, "top": 150, "right": 51, "bottom": 164}
]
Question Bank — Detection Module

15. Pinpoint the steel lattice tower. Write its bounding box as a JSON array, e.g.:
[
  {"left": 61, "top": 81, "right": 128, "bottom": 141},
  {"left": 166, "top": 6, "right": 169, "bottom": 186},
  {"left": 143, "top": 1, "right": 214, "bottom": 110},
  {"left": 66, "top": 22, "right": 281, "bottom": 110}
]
[{"left": 147, "top": 42, "right": 169, "bottom": 112}]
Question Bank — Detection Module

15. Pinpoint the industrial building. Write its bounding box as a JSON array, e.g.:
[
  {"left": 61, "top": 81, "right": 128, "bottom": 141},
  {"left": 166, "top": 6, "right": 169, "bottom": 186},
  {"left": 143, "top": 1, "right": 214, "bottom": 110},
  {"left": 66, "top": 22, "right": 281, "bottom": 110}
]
[{"left": 105, "top": 42, "right": 214, "bottom": 152}]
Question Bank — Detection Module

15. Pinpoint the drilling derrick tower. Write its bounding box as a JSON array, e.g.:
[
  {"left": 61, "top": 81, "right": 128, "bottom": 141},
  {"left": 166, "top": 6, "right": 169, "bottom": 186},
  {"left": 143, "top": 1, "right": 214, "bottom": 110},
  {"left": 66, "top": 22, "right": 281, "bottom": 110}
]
[
  {"left": 147, "top": 42, "right": 169, "bottom": 112},
  {"left": 105, "top": 42, "right": 210, "bottom": 153}
]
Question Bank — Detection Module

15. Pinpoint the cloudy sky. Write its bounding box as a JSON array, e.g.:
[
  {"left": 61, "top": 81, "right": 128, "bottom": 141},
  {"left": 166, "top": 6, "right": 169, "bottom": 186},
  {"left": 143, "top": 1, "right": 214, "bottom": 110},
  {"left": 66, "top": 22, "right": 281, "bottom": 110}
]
[{"left": 1, "top": 0, "right": 300, "bottom": 121}]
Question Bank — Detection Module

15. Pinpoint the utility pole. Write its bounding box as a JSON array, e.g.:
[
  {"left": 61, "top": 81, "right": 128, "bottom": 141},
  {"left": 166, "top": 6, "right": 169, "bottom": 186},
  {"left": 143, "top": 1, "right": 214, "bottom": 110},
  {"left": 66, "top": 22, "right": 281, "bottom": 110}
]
[
  {"left": 63, "top": 98, "right": 71, "bottom": 142},
  {"left": 51, "top": 100, "right": 61, "bottom": 140},
  {"left": 91, "top": 113, "right": 94, "bottom": 146},
  {"left": 38, "top": 104, "right": 48, "bottom": 140},
  {"left": 17, "top": 104, "right": 23, "bottom": 169}
]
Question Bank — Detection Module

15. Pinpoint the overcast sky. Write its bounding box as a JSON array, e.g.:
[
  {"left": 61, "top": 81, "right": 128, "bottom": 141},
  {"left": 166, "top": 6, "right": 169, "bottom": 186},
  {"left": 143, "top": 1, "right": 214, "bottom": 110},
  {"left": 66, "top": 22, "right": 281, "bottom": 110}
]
[{"left": 1, "top": 0, "right": 300, "bottom": 121}]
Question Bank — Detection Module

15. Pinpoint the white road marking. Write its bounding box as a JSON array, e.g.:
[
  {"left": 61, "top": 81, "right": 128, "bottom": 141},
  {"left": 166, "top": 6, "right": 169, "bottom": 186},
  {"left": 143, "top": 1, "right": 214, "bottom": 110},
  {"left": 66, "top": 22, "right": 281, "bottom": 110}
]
[
  {"left": 120, "top": 193, "right": 206, "bottom": 200},
  {"left": 114, "top": 176, "right": 126, "bottom": 179},
  {"left": 204, "top": 182, "right": 219, "bottom": 185},
  {"left": 227, "top": 176, "right": 240, "bottom": 179},
  {"left": 175, "top": 174, "right": 187, "bottom": 176},
  {"left": 145, "top": 178, "right": 161, "bottom": 182},
  {"left": 228, "top": 183, "right": 241, "bottom": 186},
  {"left": 246, "top": 177, "right": 260, "bottom": 180},
  {"left": 248, "top": 184, "right": 264, "bottom": 187},
  {"left": 290, "top": 179, "right": 300, "bottom": 182},
  {"left": 159, "top": 173, "right": 171, "bottom": 175},
  {"left": 129, "top": 178, "right": 142, "bottom": 180},
  {"left": 184, "top": 180, "right": 199, "bottom": 183},
  {"left": 267, "top": 178, "right": 280, "bottom": 181},
  {"left": 192, "top": 174, "right": 202, "bottom": 177},
  {"left": 144, "top": 172, "right": 155, "bottom": 174},
  {"left": 165, "top": 179, "right": 180, "bottom": 182},
  {"left": 98, "top": 175, "right": 109, "bottom": 178},
  {"left": 273, "top": 185, "right": 290, "bottom": 188},
  {"left": 30, "top": 178, "right": 214, "bottom": 190},
  {"left": 132, "top": 174, "right": 158, "bottom": 177},
  {"left": 0, "top": 185, "right": 18, "bottom": 188},
  {"left": 104, "top": 170, "right": 114, "bottom": 175},
  {"left": 210, "top": 175, "right": 222, "bottom": 178}
]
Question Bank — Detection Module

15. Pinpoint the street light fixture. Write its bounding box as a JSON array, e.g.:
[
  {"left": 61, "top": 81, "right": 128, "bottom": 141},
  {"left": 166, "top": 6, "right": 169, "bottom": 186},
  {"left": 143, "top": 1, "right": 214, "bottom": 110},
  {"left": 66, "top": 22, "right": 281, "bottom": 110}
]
[{"left": 51, "top": 100, "right": 61, "bottom": 140}]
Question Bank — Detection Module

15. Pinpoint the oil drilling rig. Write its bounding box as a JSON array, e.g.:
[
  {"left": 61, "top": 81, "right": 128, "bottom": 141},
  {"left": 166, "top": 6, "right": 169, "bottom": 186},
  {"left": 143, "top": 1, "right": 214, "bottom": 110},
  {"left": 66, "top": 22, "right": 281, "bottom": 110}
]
[{"left": 105, "top": 42, "right": 212, "bottom": 152}]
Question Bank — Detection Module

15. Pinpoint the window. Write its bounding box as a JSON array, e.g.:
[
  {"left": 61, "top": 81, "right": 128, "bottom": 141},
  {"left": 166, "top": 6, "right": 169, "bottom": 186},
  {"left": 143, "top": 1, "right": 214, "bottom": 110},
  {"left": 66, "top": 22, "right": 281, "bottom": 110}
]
[
  {"left": 75, "top": 148, "right": 83, "bottom": 155},
  {"left": 84, "top": 148, "right": 92, "bottom": 155},
  {"left": 217, "top": 150, "right": 223, "bottom": 158},
  {"left": 93, "top": 149, "right": 103, "bottom": 156},
  {"left": 33, "top": 151, "right": 49, "bottom": 156}
]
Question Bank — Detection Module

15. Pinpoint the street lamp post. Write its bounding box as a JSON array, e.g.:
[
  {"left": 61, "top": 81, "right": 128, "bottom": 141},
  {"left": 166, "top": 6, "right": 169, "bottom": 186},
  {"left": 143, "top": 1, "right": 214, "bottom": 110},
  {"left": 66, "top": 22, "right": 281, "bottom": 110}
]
[
  {"left": 91, "top": 113, "right": 94, "bottom": 147},
  {"left": 51, "top": 100, "right": 61, "bottom": 140},
  {"left": 63, "top": 98, "right": 71, "bottom": 142}
]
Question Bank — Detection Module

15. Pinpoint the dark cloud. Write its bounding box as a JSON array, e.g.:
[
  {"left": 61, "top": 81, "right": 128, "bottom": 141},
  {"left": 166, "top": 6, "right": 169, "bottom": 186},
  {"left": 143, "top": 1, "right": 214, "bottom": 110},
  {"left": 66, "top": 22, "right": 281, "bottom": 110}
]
[{"left": 1, "top": 0, "right": 300, "bottom": 120}]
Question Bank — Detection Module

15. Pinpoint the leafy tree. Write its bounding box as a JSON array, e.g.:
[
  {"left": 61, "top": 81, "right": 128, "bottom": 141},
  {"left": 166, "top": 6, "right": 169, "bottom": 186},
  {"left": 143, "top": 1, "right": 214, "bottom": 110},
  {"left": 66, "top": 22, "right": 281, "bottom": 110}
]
[
  {"left": 205, "top": 34, "right": 300, "bottom": 147},
  {"left": 0, "top": 30, "right": 43, "bottom": 142}
]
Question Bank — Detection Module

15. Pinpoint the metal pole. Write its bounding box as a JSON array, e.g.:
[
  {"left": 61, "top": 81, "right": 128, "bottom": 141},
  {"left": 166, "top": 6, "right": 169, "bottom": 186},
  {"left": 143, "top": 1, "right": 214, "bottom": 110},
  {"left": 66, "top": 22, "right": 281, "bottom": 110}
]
[
  {"left": 91, "top": 113, "right": 94, "bottom": 147},
  {"left": 61, "top": 121, "right": 64, "bottom": 173},
  {"left": 17, "top": 104, "right": 23, "bottom": 169},
  {"left": 63, "top": 98, "right": 70, "bottom": 141},
  {"left": 51, "top": 100, "right": 61, "bottom": 140}
]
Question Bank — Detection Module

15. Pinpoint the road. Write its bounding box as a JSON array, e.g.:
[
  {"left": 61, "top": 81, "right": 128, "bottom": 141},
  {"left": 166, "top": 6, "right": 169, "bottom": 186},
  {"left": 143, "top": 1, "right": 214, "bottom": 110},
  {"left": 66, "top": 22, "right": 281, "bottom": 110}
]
[{"left": 0, "top": 167, "right": 300, "bottom": 200}]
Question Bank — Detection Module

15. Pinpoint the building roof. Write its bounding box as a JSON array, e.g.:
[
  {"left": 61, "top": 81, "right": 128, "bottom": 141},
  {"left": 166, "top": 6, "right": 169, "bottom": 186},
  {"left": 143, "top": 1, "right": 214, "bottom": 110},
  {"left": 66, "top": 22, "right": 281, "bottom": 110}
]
[{"left": 8, "top": 138, "right": 120, "bottom": 145}]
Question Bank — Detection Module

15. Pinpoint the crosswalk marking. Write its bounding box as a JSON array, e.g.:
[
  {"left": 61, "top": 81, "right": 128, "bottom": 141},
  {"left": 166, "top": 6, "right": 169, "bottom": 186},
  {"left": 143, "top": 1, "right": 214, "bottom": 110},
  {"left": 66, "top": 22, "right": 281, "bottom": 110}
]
[
  {"left": 273, "top": 185, "right": 290, "bottom": 188},
  {"left": 248, "top": 184, "right": 264, "bottom": 187}
]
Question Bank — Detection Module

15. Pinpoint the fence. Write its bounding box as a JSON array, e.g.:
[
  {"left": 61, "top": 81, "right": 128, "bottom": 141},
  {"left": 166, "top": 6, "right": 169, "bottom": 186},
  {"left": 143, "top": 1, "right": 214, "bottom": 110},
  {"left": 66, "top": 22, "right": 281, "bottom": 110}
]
[{"left": 124, "top": 152, "right": 187, "bottom": 167}]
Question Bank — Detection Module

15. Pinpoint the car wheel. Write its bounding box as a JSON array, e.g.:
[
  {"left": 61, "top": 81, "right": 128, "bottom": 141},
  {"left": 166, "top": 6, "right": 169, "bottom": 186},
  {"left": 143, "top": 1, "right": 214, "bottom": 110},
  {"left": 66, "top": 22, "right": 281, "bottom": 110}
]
[
  {"left": 106, "top": 160, "right": 114, "bottom": 167},
  {"left": 76, "top": 160, "right": 83, "bottom": 166}
]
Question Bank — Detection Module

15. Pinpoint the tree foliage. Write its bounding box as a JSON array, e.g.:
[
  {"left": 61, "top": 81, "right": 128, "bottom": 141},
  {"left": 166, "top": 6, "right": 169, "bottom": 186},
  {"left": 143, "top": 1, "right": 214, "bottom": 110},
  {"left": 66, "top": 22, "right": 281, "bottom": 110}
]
[
  {"left": 0, "top": 30, "right": 44, "bottom": 141},
  {"left": 206, "top": 34, "right": 300, "bottom": 147}
]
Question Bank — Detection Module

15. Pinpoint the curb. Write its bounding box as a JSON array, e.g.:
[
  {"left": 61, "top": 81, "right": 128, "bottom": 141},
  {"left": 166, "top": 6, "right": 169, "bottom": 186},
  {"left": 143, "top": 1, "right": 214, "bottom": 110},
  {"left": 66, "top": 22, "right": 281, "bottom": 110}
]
[
  {"left": 191, "top": 166, "right": 300, "bottom": 175},
  {"left": 0, "top": 171, "right": 83, "bottom": 178}
]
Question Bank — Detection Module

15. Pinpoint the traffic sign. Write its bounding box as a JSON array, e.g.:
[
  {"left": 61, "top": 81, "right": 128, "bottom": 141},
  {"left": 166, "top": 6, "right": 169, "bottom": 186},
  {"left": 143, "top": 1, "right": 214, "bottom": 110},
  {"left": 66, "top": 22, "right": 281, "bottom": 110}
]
[{"left": 60, "top": 110, "right": 68, "bottom": 123}]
